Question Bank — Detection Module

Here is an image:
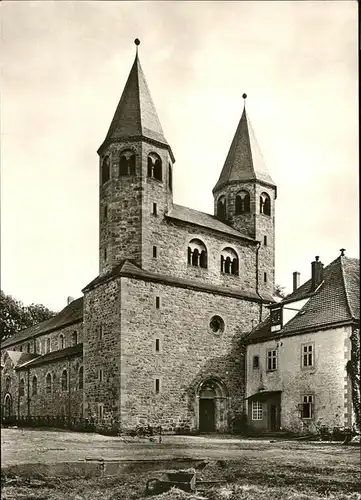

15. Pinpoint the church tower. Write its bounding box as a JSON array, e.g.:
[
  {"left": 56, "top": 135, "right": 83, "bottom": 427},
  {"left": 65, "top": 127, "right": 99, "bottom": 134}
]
[
  {"left": 97, "top": 40, "right": 175, "bottom": 275},
  {"left": 213, "top": 96, "right": 277, "bottom": 296}
]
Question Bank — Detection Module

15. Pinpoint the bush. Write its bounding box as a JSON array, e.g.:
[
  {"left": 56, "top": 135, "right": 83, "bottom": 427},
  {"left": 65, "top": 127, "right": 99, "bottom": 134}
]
[{"left": 232, "top": 413, "right": 249, "bottom": 435}]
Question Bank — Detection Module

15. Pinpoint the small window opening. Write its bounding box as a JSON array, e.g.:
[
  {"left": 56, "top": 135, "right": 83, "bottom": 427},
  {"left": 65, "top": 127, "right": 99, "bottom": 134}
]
[
  {"left": 217, "top": 196, "right": 226, "bottom": 220},
  {"left": 72, "top": 331, "right": 78, "bottom": 346},
  {"left": 104, "top": 247, "right": 108, "bottom": 262},
  {"left": 153, "top": 246, "right": 157, "bottom": 258},
  {"left": 101, "top": 156, "right": 110, "bottom": 184},
  {"left": 264, "top": 235, "right": 267, "bottom": 246},
  {"left": 147, "top": 154, "right": 162, "bottom": 181},
  {"left": 32, "top": 375, "right": 38, "bottom": 395},
  {"left": 152, "top": 203, "right": 157, "bottom": 215},
  {"left": 264, "top": 272, "right": 267, "bottom": 283},
  {"left": 260, "top": 192, "right": 271, "bottom": 216},
  {"left": 155, "top": 296, "right": 160, "bottom": 309},
  {"left": 46, "top": 373, "right": 52, "bottom": 393},
  {"left": 235, "top": 190, "right": 250, "bottom": 214},
  {"left": 155, "top": 338, "right": 160, "bottom": 352},
  {"left": 79, "top": 366, "right": 83, "bottom": 390},
  {"left": 99, "top": 368, "right": 103, "bottom": 383},
  {"left": 19, "top": 378, "right": 25, "bottom": 396},
  {"left": 168, "top": 164, "right": 173, "bottom": 192},
  {"left": 104, "top": 205, "right": 108, "bottom": 220},
  {"left": 99, "top": 325, "right": 103, "bottom": 340},
  {"left": 155, "top": 378, "right": 160, "bottom": 394},
  {"left": 62, "top": 370, "right": 68, "bottom": 391},
  {"left": 253, "top": 356, "right": 260, "bottom": 369}
]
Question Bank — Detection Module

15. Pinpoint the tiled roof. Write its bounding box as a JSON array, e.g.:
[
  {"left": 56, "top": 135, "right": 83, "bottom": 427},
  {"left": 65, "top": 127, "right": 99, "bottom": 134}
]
[
  {"left": 1, "top": 298, "right": 83, "bottom": 349},
  {"left": 248, "top": 256, "right": 359, "bottom": 343},
  {"left": 99, "top": 54, "right": 174, "bottom": 161},
  {"left": 213, "top": 108, "right": 275, "bottom": 193},
  {"left": 83, "top": 259, "right": 275, "bottom": 303},
  {"left": 166, "top": 204, "right": 256, "bottom": 241},
  {"left": 16, "top": 344, "right": 83, "bottom": 370}
]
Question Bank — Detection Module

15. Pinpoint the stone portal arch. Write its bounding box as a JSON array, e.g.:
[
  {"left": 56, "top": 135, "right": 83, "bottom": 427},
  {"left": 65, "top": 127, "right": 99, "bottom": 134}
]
[
  {"left": 196, "top": 378, "right": 229, "bottom": 433},
  {"left": 3, "top": 393, "right": 12, "bottom": 418}
]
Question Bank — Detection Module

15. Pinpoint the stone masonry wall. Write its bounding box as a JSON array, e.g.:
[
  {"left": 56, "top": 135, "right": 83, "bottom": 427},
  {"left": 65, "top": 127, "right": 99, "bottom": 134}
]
[
  {"left": 246, "top": 326, "right": 351, "bottom": 433},
  {"left": 120, "top": 276, "right": 261, "bottom": 432},
  {"left": 82, "top": 278, "right": 121, "bottom": 432}
]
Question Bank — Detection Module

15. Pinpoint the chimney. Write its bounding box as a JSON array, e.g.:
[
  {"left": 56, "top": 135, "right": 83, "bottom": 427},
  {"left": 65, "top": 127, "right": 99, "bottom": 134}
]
[
  {"left": 311, "top": 256, "right": 324, "bottom": 291},
  {"left": 293, "top": 271, "right": 300, "bottom": 292},
  {"left": 67, "top": 296, "right": 74, "bottom": 305}
]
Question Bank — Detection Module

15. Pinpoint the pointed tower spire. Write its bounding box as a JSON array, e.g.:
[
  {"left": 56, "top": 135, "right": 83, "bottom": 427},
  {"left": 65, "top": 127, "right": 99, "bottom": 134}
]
[
  {"left": 213, "top": 96, "right": 274, "bottom": 193},
  {"left": 98, "top": 39, "right": 174, "bottom": 161}
]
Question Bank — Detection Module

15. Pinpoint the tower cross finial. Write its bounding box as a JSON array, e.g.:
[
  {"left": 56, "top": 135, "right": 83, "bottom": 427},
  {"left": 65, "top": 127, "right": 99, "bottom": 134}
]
[
  {"left": 242, "top": 93, "right": 247, "bottom": 109},
  {"left": 340, "top": 248, "right": 346, "bottom": 257},
  {"left": 134, "top": 38, "right": 140, "bottom": 56}
]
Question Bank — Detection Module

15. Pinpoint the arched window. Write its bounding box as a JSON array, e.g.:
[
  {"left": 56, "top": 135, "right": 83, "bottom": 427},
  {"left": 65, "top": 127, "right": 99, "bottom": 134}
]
[
  {"left": 217, "top": 196, "right": 226, "bottom": 221},
  {"left": 5, "top": 377, "right": 11, "bottom": 392},
  {"left": 32, "top": 375, "right": 37, "bottom": 395},
  {"left": 101, "top": 156, "right": 110, "bottom": 185},
  {"left": 221, "top": 247, "right": 239, "bottom": 276},
  {"left": 72, "top": 331, "right": 78, "bottom": 346},
  {"left": 46, "top": 338, "right": 51, "bottom": 353},
  {"left": 168, "top": 164, "right": 173, "bottom": 192},
  {"left": 27, "top": 343, "right": 31, "bottom": 353},
  {"left": 58, "top": 334, "right": 64, "bottom": 350},
  {"left": 147, "top": 153, "right": 162, "bottom": 181},
  {"left": 19, "top": 378, "right": 25, "bottom": 397},
  {"left": 260, "top": 192, "right": 271, "bottom": 216},
  {"left": 187, "top": 239, "right": 208, "bottom": 269},
  {"left": 62, "top": 370, "right": 68, "bottom": 391},
  {"left": 235, "top": 190, "right": 250, "bottom": 214},
  {"left": 78, "top": 366, "right": 83, "bottom": 390},
  {"left": 119, "top": 150, "right": 136, "bottom": 177},
  {"left": 46, "top": 373, "right": 52, "bottom": 393}
]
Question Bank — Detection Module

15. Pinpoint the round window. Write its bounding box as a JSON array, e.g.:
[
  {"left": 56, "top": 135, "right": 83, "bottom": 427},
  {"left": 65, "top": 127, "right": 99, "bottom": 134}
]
[{"left": 209, "top": 315, "right": 225, "bottom": 334}]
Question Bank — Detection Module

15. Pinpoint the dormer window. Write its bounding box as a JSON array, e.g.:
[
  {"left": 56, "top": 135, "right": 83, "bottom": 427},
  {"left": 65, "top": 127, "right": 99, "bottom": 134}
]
[
  {"left": 235, "top": 190, "right": 250, "bottom": 214},
  {"left": 119, "top": 150, "right": 136, "bottom": 176},
  {"left": 187, "top": 239, "right": 207, "bottom": 268},
  {"left": 217, "top": 196, "right": 226, "bottom": 221},
  {"left": 260, "top": 192, "right": 271, "bottom": 216},
  {"left": 101, "top": 156, "right": 110, "bottom": 185},
  {"left": 220, "top": 247, "right": 239, "bottom": 275},
  {"left": 147, "top": 153, "right": 162, "bottom": 181}
]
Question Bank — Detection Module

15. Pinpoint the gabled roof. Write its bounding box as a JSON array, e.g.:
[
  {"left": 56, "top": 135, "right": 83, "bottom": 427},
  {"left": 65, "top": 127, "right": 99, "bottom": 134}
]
[
  {"left": 213, "top": 107, "right": 275, "bottom": 193},
  {"left": 248, "top": 255, "right": 359, "bottom": 343},
  {"left": 98, "top": 53, "right": 174, "bottom": 161},
  {"left": 1, "top": 298, "right": 83, "bottom": 349},
  {"left": 16, "top": 344, "right": 83, "bottom": 370},
  {"left": 166, "top": 204, "right": 257, "bottom": 242},
  {"left": 83, "top": 259, "right": 275, "bottom": 303}
]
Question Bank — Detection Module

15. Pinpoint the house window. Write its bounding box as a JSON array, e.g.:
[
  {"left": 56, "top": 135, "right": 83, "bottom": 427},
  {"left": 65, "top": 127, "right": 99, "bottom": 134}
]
[
  {"left": 252, "top": 401, "right": 263, "bottom": 420},
  {"left": 62, "top": 370, "right": 68, "bottom": 391},
  {"left": 58, "top": 334, "right": 64, "bottom": 350},
  {"left": 147, "top": 153, "right": 162, "bottom": 181},
  {"left": 155, "top": 296, "right": 160, "bottom": 309},
  {"left": 46, "top": 373, "right": 52, "bottom": 393},
  {"left": 300, "top": 395, "right": 313, "bottom": 419},
  {"left": 152, "top": 203, "right": 157, "bottom": 216},
  {"left": 32, "top": 375, "right": 37, "bottom": 396},
  {"left": 267, "top": 349, "right": 277, "bottom": 371},
  {"left": 153, "top": 246, "right": 157, "bottom": 258},
  {"left": 264, "top": 235, "right": 267, "bottom": 246},
  {"left": 220, "top": 247, "right": 239, "bottom": 275},
  {"left": 19, "top": 378, "right": 25, "bottom": 397},
  {"left": 209, "top": 315, "right": 225, "bottom": 334},
  {"left": 101, "top": 156, "right": 110, "bottom": 184},
  {"left": 302, "top": 344, "right": 314, "bottom": 368},
  {"left": 217, "top": 196, "right": 226, "bottom": 221},
  {"left": 155, "top": 378, "right": 160, "bottom": 394},
  {"left": 187, "top": 239, "right": 207, "bottom": 268},
  {"left": 253, "top": 355, "right": 260, "bottom": 369},
  {"left": 99, "top": 368, "right": 103, "bottom": 383},
  {"left": 260, "top": 192, "right": 271, "bottom": 216},
  {"left": 78, "top": 366, "right": 83, "bottom": 390},
  {"left": 119, "top": 150, "right": 136, "bottom": 176},
  {"left": 168, "top": 164, "right": 173, "bottom": 192},
  {"left": 235, "top": 190, "right": 250, "bottom": 214},
  {"left": 97, "top": 403, "right": 104, "bottom": 423},
  {"left": 72, "top": 331, "right": 78, "bottom": 346},
  {"left": 155, "top": 338, "right": 160, "bottom": 352}
]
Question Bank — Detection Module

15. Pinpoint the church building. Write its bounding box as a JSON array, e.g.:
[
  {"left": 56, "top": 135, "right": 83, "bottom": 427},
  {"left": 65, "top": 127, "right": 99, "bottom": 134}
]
[{"left": 1, "top": 41, "right": 277, "bottom": 433}]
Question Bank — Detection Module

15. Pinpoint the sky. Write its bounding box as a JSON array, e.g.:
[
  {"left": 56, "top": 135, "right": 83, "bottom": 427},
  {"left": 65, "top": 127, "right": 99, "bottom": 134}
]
[{"left": 1, "top": 1, "right": 358, "bottom": 312}]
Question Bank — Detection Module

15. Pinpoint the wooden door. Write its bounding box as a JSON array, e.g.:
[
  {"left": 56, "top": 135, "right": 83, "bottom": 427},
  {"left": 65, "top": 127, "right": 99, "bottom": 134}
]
[{"left": 199, "top": 399, "right": 215, "bottom": 432}]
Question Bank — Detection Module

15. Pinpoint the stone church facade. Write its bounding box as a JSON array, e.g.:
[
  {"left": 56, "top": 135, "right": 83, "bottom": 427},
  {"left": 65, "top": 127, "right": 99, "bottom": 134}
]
[{"left": 1, "top": 45, "right": 277, "bottom": 434}]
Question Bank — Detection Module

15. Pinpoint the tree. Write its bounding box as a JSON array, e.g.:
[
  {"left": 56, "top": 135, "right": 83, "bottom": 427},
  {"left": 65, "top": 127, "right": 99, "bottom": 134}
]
[
  {"left": 0, "top": 291, "right": 56, "bottom": 341},
  {"left": 346, "top": 327, "right": 360, "bottom": 431},
  {"left": 274, "top": 284, "right": 286, "bottom": 300}
]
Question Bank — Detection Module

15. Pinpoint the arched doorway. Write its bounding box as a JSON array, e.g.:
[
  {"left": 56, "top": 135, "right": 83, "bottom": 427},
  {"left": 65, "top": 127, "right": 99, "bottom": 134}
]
[
  {"left": 197, "top": 378, "right": 228, "bottom": 433},
  {"left": 3, "top": 394, "right": 12, "bottom": 418}
]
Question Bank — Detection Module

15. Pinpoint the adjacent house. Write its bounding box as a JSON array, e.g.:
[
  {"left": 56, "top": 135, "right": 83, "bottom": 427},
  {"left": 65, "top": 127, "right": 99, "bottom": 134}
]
[{"left": 246, "top": 252, "right": 359, "bottom": 434}]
